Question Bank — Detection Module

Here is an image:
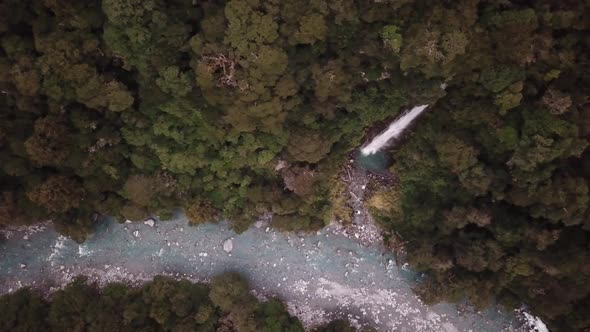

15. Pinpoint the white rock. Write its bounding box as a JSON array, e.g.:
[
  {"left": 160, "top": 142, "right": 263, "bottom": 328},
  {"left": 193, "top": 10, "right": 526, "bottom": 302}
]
[
  {"left": 275, "top": 160, "right": 288, "bottom": 171},
  {"left": 125, "top": 220, "right": 132, "bottom": 224},
  {"left": 265, "top": 227, "right": 270, "bottom": 232},
  {"left": 23, "top": 235, "right": 29, "bottom": 240},
  {"left": 133, "top": 230, "right": 140, "bottom": 238},
  {"left": 19, "top": 263, "right": 26, "bottom": 269},
  {"left": 522, "top": 313, "right": 549, "bottom": 332},
  {"left": 223, "top": 238, "right": 233, "bottom": 253},
  {"left": 144, "top": 219, "right": 155, "bottom": 227}
]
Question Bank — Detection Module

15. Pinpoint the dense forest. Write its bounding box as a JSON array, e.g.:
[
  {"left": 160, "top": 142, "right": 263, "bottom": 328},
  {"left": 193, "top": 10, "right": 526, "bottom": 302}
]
[
  {"left": 0, "top": 0, "right": 588, "bottom": 331},
  {"left": 0, "top": 272, "right": 364, "bottom": 332}
]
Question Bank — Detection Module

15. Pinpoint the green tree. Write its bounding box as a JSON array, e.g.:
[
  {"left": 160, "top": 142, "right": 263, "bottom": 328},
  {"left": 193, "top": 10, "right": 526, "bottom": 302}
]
[
  {"left": 209, "top": 272, "right": 253, "bottom": 313},
  {"left": 27, "top": 175, "right": 84, "bottom": 213}
]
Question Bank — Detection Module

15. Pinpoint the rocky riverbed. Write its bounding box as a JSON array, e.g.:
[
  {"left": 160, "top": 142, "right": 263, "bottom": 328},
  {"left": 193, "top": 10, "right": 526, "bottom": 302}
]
[{"left": 0, "top": 214, "right": 539, "bottom": 332}]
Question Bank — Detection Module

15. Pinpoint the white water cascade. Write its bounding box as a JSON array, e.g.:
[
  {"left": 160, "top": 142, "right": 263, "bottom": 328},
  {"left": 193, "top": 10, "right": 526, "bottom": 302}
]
[{"left": 361, "top": 104, "right": 429, "bottom": 156}]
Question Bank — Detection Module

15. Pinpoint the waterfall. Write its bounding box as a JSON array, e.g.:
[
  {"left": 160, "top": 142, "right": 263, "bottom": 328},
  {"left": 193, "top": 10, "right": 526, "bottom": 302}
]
[{"left": 360, "top": 105, "right": 429, "bottom": 156}]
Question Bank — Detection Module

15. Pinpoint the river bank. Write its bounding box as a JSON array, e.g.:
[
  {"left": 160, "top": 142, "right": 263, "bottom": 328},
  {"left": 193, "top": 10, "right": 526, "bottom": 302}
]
[{"left": 1, "top": 214, "right": 533, "bottom": 332}]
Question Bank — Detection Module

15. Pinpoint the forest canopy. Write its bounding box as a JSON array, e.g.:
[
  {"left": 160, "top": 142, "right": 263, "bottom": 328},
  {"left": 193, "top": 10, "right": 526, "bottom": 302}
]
[
  {"left": 0, "top": 0, "right": 589, "bottom": 331},
  {"left": 0, "top": 272, "right": 356, "bottom": 332}
]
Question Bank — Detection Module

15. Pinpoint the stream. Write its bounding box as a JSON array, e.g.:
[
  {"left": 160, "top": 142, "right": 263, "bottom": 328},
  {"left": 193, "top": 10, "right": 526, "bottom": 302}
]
[{"left": 0, "top": 214, "right": 533, "bottom": 332}]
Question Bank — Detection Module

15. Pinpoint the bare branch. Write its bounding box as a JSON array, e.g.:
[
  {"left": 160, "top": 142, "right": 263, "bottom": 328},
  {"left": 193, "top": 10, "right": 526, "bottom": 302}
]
[{"left": 201, "top": 54, "right": 240, "bottom": 88}]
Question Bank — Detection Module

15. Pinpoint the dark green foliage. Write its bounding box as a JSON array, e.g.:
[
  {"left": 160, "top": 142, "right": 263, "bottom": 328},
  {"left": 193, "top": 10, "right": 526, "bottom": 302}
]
[
  {"left": 0, "top": 288, "right": 48, "bottom": 332},
  {"left": 0, "top": 1, "right": 589, "bottom": 331},
  {"left": 1, "top": 0, "right": 441, "bottom": 236},
  {"left": 209, "top": 272, "right": 252, "bottom": 313},
  {"left": 256, "top": 299, "right": 304, "bottom": 332},
  {"left": 0, "top": 273, "right": 303, "bottom": 332},
  {"left": 47, "top": 278, "right": 97, "bottom": 331},
  {"left": 379, "top": 12, "right": 590, "bottom": 329}
]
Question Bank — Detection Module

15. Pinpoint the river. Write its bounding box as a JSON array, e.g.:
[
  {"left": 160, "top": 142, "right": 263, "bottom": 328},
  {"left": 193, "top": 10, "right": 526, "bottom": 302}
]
[{"left": 0, "top": 214, "right": 534, "bottom": 332}]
